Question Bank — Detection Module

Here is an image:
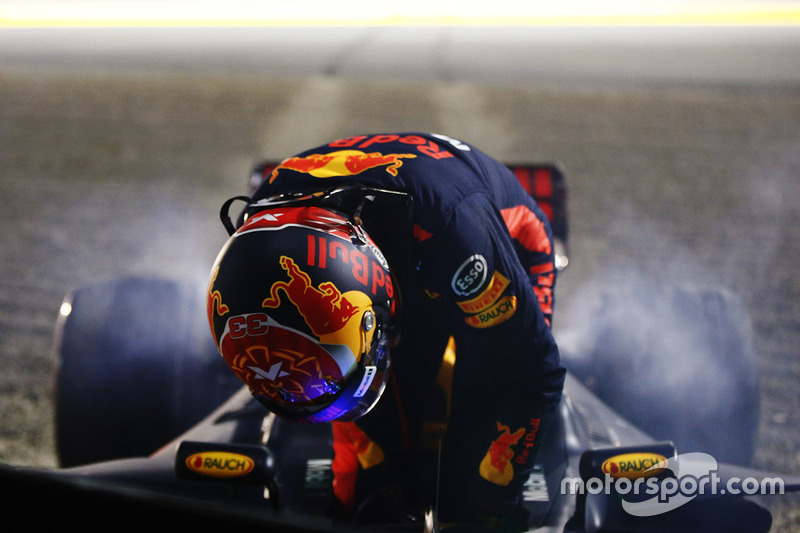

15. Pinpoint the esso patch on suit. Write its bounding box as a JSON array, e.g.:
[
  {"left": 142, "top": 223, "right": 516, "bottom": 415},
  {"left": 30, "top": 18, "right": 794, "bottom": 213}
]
[{"left": 451, "top": 254, "right": 488, "bottom": 297}]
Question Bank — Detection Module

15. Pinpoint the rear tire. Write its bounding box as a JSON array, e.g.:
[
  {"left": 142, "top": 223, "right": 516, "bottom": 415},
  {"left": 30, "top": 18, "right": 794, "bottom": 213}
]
[{"left": 54, "top": 277, "right": 241, "bottom": 467}]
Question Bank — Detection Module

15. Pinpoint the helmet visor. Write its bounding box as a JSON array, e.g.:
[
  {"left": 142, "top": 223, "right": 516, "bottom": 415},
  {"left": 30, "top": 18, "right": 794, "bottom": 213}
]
[{"left": 252, "top": 325, "right": 391, "bottom": 423}]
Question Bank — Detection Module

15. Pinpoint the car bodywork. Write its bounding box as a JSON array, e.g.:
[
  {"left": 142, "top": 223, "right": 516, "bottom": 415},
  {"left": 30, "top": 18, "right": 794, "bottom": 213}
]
[{"left": 2, "top": 162, "right": 797, "bottom": 531}]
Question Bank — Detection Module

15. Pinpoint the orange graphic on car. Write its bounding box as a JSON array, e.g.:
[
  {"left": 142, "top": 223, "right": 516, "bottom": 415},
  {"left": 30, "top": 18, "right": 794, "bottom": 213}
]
[{"left": 268, "top": 150, "right": 416, "bottom": 183}]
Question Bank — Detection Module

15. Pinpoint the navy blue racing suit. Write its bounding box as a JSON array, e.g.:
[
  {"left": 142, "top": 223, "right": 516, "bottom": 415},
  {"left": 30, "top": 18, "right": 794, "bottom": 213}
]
[{"left": 251, "top": 132, "right": 565, "bottom": 528}]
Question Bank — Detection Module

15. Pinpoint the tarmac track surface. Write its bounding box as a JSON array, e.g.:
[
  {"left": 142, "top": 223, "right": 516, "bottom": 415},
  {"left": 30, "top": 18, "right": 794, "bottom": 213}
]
[{"left": 1, "top": 25, "right": 799, "bottom": 530}]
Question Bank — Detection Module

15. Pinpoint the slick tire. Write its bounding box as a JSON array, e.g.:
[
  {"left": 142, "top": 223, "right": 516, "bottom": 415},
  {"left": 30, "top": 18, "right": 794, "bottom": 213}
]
[
  {"left": 564, "top": 283, "right": 759, "bottom": 465},
  {"left": 54, "top": 277, "right": 241, "bottom": 467}
]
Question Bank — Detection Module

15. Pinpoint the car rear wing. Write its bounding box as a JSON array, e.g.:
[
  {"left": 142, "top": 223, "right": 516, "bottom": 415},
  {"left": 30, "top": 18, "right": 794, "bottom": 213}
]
[{"left": 247, "top": 161, "right": 569, "bottom": 270}]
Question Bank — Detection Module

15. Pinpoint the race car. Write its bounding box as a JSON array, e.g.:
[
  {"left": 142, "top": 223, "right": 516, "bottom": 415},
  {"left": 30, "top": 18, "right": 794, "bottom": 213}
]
[{"left": 3, "top": 162, "right": 797, "bottom": 531}]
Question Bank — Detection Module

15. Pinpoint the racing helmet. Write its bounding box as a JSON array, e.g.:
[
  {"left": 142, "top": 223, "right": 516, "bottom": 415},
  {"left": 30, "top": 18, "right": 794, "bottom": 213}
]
[{"left": 207, "top": 205, "right": 398, "bottom": 423}]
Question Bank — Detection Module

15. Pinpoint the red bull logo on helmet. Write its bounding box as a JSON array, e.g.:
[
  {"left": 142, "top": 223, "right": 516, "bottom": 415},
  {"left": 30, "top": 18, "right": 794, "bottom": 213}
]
[
  {"left": 268, "top": 149, "right": 417, "bottom": 183},
  {"left": 262, "top": 256, "right": 361, "bottom": 338},
  {"left": 263, "top": 256, "right": 377, "bottom": 367}
]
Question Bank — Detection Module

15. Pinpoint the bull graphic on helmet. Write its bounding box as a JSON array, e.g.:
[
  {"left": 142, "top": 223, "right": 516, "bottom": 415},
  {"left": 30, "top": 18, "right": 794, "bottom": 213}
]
[
  {"left": 207, "top": 206, "right": 396, "bottom": 423},
  {"left": 262, "top": 256, "right": 376, "bottom": 362}
]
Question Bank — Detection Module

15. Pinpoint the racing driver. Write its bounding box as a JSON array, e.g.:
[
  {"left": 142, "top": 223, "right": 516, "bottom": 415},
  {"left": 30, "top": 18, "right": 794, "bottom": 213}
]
[{"left": 207, "top": 132, "right": 565, "bottom": 530}]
